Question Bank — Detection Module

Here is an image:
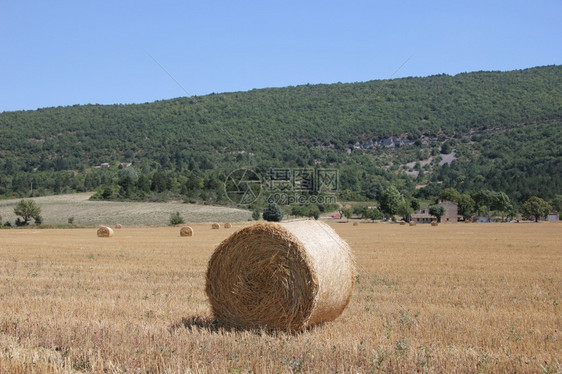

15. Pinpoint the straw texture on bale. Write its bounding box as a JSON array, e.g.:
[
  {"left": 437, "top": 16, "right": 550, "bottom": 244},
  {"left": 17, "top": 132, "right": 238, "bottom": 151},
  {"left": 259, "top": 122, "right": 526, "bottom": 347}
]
[
  {"left": 211, "top": 223, "right": 220, "bottom": 229},
  {"left": 409, "top": 221, "right": 417, "bottom": 226},
  {"left": 115, "top": 224, "right": 122, "bottom": 229},
  {"left": 180, "top": 226, "right": 193, "bottom": 237},
  {"left": 400, "top": 221, "right": 407, "bottom": 225},
  {"left": 353, "top": 222, "right": 359, "bottom": 226},
  {"left": 205, "top": 220, "right": 354, "bottom": 331},
  {"left": 431, "top": 221, "right": 439, "bottom": 226},
  {"left": 224, "top": 222, "right": 232, "bottom": 229},
  {"left": 97, "top": 226, "right": 114, "bottom": 237}
]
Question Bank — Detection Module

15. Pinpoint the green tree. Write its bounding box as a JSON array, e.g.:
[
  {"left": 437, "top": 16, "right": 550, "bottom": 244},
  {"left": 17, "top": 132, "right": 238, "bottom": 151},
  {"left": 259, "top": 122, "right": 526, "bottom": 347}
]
[
  {"left": 410, "top": 198, "right": 420, "bottom": 212},
  {"left": 252, "top": 209, "right": 261, "bottom": 221},
  {"left": 429, "top": 205, "right": 446, "bottom": 223},
  {"left": 380, "top": 185, "right": 405, "bottom": 218},
  {"left": 117, "top": 175, "right": 134, "bottom": 198},
  {"left": 169, "top": 211, "right": 185, "bottom": 225},
  {"left": 549, "top": 195, "right": 562, "bottom": 213},
  {"left": 363, "top": 208, "right": 383, "bottom": 221},
  {"left": 312, "top": 209, "right": 320, "bottom": 220},
  {"left": 457, "top": 193, "right": 475, "bottom": 220},
  {"left": 397, "top": 201, "right": 413, "bottom": 222},
  {"left": 440, "top": 141, "right": 452, "bottom": 154},
  {"left": 439, "top": 187, "right": 461, "bottom": 203},
  {"left": 522, "top": 196, "right": 551, "bottom": 222},
  {"left": 101, "top": 186, "right": 113, "bottom": 200},
  {"left": 263, "top": 202, "right": 284, "bottom": 222},
  {"left": 473, "top": 190, "right": 510, "bottom": 221},
  {"left": 342, "top": 208, "right": 353, "bottom": 222},
  {"left": 492, "top": 192, "right": 512, "bottom": 222},
  {"left": 13, "top": 199, "right": 41, "bottom": 226},
  {"left": 472, "top": 190, "right": 495, "bottom": 218}
]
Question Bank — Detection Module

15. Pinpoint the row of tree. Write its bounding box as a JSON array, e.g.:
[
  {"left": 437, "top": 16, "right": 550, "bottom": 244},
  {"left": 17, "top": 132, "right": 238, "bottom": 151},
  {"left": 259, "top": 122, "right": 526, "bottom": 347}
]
[{"left": 345, "top": 186, "right": 558, "bottom": 223}]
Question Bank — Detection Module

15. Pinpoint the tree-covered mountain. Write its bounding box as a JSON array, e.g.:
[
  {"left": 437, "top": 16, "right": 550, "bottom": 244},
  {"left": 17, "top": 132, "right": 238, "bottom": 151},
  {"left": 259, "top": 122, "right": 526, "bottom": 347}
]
[{"left": 0, "top": 65, "right": 560, "bottom": 209}]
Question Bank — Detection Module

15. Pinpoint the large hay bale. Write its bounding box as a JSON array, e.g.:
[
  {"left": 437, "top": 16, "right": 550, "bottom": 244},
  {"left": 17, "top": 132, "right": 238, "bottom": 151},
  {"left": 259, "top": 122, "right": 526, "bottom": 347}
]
[
  {"left": 224, "top": 222, "right": 232, "bottom": 229},
  {"left": 409, "top": 221, "right": 417, "bottom": 226},
  {"left": 97, "top": 226, "right": 114, "bottom": 237},
  {"left": 211, "top": 223, "right": 220, "bottom": 229},
  {"left": 205, "top": 221, "right": 355, "bottom": 331},
  {"left": 180, "top": 226, "right": 193, "bottom": 237}
]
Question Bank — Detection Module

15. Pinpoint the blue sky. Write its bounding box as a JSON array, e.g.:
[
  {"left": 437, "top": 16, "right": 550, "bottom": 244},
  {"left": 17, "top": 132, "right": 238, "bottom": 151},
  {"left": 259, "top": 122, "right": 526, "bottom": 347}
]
[{"left": 1, "top": 1, "right": 560, "bottom": 112}]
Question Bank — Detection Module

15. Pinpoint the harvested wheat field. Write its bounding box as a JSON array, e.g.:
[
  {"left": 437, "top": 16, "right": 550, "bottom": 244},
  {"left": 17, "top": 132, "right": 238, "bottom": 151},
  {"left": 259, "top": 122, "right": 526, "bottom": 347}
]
[{"left": 0, "top": 222, "right": 560, "bottom": 373}]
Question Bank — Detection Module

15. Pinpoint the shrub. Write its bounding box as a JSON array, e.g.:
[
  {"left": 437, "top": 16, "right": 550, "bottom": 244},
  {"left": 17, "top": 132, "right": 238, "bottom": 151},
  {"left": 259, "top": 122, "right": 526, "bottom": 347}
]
[
  {"left": 252, "top": 209, "right": 261, "bottom": 221},
  {"left": 262, "top": 202, "right": 284, "bottom": 222},
  {"left": 14, "top": 199, "right": 41, "bottom": 226},
  {"left": 169, "top": 211, "right": 185, "bottom": 225}
]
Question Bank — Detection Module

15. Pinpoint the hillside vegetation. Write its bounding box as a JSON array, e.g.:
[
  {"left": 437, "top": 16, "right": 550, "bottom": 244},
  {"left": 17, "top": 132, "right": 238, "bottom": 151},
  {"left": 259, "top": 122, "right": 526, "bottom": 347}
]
[{"left": 0, "top": 65, "right": 560, "bottom": 207}]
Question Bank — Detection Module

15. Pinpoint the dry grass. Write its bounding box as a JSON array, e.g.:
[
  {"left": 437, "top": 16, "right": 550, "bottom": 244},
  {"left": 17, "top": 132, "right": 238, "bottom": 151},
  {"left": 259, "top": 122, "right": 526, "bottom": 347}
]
[
  {"left": 0, "top": 193, "right": 251, "bottom": 226},
  {"left": 0, "top": 222, "right": 560, "bottom": 373}
]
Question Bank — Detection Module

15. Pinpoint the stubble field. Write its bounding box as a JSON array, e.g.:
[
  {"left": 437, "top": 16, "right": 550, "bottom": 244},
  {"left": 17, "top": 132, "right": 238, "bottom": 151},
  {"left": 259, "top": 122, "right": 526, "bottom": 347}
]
[{"left": 0, "top": 222, "right": 560, "bottom": 373}]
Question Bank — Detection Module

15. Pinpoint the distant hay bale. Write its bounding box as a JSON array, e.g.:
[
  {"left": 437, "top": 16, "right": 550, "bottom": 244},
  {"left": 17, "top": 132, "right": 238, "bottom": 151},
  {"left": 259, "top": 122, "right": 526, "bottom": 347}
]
[
  {"left": 400, "top": 221, "right": 407, "bottom": 225},
  {"left": 224, "top": 223, "right": 232, "bottom": 229},
  {"left": 115, "top": 224, "right": 122, "bottom": 229},
  {"left": 353, "top": 222, "right": 359, "bottom": 226},
  {"left": 97, "top": 226, "right": 114, "bottom": 237},
  {"left": 431, "top": 221, "right": 439, "bottom": 226},
  {"left": 409, "top": 221, "right": 417, "bottom": 226},
  {"left": 211, "top": 223, "right": 220, "bottom": 229},
  {"left": 180, "top": 226, "right": 193, "bottom": 237},
  {"left": 205, "top": 221, "right": 355, "bottom": 332}
]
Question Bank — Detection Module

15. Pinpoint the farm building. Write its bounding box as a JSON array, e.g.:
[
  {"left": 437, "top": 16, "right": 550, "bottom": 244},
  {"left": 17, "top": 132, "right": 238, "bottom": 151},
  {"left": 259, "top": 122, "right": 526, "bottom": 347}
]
[
  {"left": 548, "top": 211, "right": 559, "bottom": 222},
  {"left": 411, "top": 200, "right": 458, "bottom": 223},
  {"left": 411, "top": 208, "right": 434, "bottom": 223},
  {"left": 438, "top": 200, "right": 458, "bottom": 222}
]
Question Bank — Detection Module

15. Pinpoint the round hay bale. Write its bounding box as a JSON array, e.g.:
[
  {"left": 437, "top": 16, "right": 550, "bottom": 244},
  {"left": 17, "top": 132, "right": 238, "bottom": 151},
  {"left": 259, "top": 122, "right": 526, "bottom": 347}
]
[
  {"left": 97, "top": 226, "right": 114, "bottom": 237},
  {"left": 180, "top": 226, "right": 193, "bottom": 237},
  {"left": 431, "top": 221, "right": 439, "bottom": 226},
  {"left": 211, "top": 223, "right": 220, "bottom": 229},
  {"left": 400, "top": 221, "right": 407, "bottom": 225},
  {"left": 352, "top": 222, "right": 359, "bottom": 226},
  {"left": 409, "top": 221, "right": 417, "bottom": 226},
  {"left": 115, "top": 224, "right": 122, "bottom": 229},
  {"left": 205, "top": 221, "right": 355, "bottom": 332},
  {"left": 224, "top": 222, "right": 232, "bottom": 229}
]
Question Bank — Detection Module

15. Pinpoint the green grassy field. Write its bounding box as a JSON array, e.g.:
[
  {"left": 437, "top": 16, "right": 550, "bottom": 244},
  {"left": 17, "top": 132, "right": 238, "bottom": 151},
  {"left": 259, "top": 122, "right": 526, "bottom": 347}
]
[{"left": 0, "top": 193, "right": 251, "bottom": 226}]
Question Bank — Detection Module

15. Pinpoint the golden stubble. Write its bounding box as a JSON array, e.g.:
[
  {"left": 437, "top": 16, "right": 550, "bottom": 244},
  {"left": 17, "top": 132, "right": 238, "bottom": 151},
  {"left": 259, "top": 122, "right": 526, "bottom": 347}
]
[{"left": 0, "top": 222, "right": 560, "bottom": 373}]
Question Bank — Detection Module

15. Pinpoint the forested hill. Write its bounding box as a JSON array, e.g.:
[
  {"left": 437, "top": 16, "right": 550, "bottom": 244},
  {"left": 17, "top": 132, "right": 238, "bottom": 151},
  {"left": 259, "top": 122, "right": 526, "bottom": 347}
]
[{"left": 0, "top": 65, "right": 560, "bottom": 207}]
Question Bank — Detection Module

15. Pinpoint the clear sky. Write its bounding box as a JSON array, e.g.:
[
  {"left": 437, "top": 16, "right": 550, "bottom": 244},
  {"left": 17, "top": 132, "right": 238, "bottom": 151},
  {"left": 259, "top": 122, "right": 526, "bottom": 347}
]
[{"left": 1, "top": 1, "right": 560, "bottom": 112}]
